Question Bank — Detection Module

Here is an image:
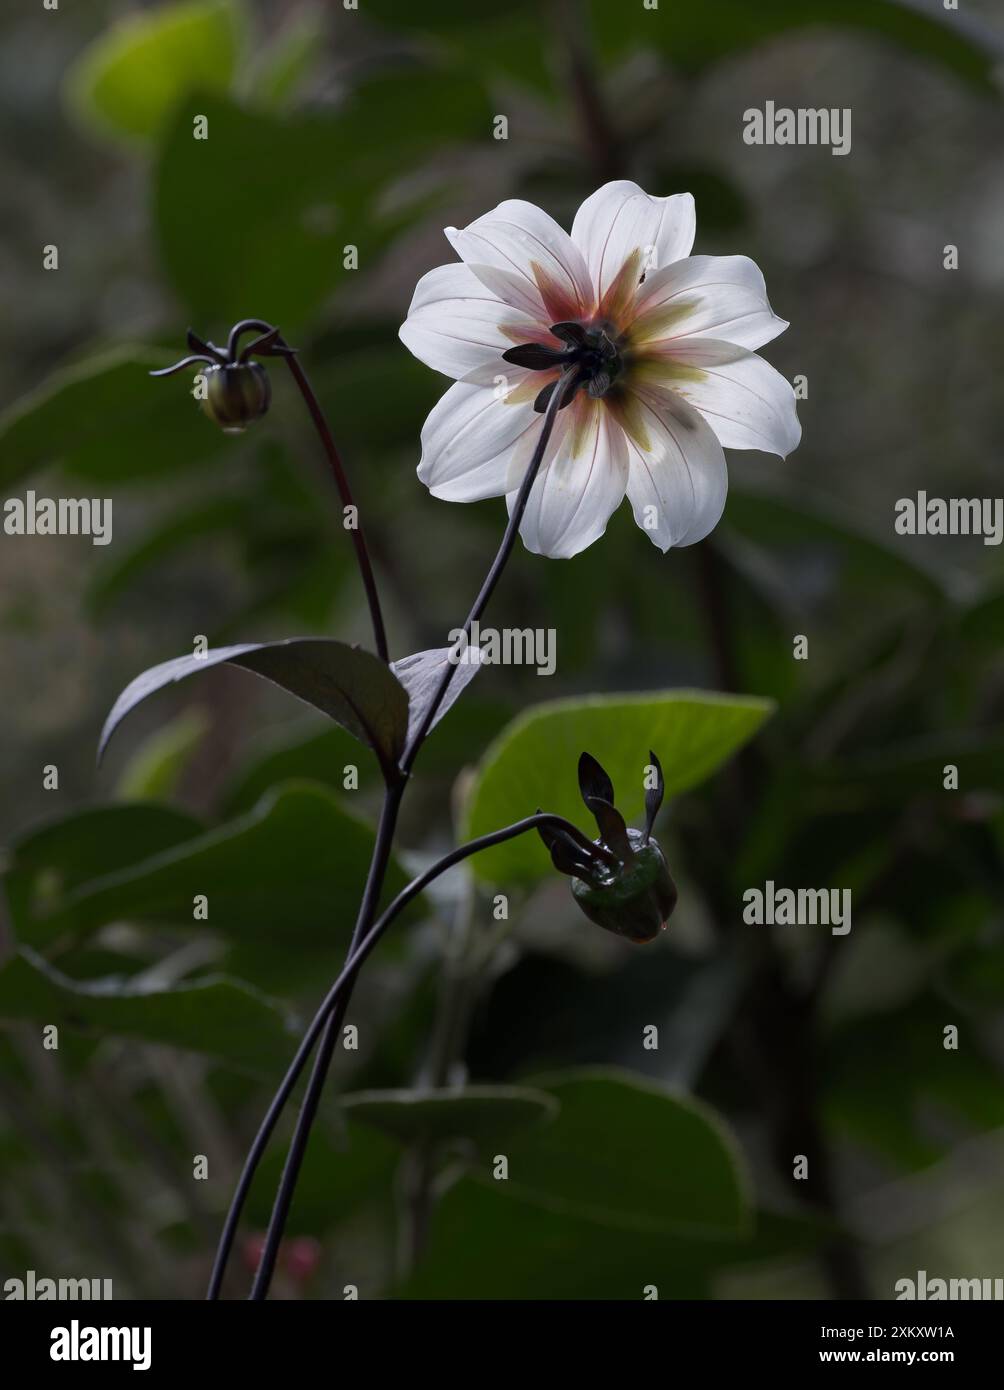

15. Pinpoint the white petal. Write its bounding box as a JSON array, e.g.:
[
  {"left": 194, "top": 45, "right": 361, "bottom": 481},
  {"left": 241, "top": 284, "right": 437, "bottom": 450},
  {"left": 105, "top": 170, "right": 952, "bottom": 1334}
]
[
  {"left": 571, "top": 181, "right": 696, "bottom": 301},
  {"left": 445, "top": 200, "right": 592, "bottom": 324},
  {"left": 507, "top": 399, "right": 629, "bottom": 559},
  {"left": 633, "top": 254, "right": 788, "bottom": 351},
  {"left": 622, "top": 387, "right": 728, "bottom": 551},
  {"left": 418, "top": 379, "right": 541, "bottom": 502},
  {"left": 399, "top": 262, "right": 540, "bottom": 381},
  {"left": 653, "top": 339, "right": 801, "bottom": 457}
]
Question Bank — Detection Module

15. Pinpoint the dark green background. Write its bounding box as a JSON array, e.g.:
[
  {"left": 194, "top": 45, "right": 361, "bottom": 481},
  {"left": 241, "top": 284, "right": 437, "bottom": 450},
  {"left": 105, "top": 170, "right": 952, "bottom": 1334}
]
[{"left": 1, "top": 0, "right": 1002, "bottom": 1300}]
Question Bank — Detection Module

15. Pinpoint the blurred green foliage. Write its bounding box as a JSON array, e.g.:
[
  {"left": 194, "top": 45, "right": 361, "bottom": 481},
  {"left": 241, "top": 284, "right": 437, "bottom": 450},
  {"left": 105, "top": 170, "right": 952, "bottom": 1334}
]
[{"left": 1, "top": 0, "right": 1003, "bottom": 1302}]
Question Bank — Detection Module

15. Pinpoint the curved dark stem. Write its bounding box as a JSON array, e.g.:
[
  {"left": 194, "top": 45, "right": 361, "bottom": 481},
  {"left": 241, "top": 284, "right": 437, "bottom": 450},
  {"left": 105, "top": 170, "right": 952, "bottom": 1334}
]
[
  {"left": 225, "top": 318, "right": 389, "bottom": 664},
  {"left": 208, "top": 811, "right": 582, "bottom": 1299},
  {"left": 400, "top": 380, "right": 565, "bottom": 773},
  {"left": 247, "top": 784, "right": 403, "bottom": 1300},
  {"left": 286, "top": 352, "right": 389, "bottom": 663},
  {"left": 226, "top": 318, "right": 271, "bottom": 361}
]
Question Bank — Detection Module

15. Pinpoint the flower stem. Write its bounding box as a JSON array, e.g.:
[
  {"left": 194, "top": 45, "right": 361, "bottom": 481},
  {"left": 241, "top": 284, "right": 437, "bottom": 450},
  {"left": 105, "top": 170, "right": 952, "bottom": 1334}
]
[
  {"left": 207, "top": 812, "right": 586, "bottom": 1299},
  {"left": 215, "top": 374, "right": 565, "bottom": 1301},
  {"left": 284, "top": 352, "right": 389, "bottom": 663},
  {"left": 400, "top": 385, "right": 564, "bottom": 771},
  {"left": 247, "top": 781, "right": 403, "bottom": 1300},
  {"left": 230, "top": 318, "right": 389, "bottom": 663}
]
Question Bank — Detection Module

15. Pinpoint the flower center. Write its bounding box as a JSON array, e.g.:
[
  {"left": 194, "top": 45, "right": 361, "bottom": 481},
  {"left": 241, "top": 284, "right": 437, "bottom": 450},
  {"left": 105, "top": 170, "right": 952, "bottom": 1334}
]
[{"left": 502, "top": 321, "right": 625, "bottom": 413}]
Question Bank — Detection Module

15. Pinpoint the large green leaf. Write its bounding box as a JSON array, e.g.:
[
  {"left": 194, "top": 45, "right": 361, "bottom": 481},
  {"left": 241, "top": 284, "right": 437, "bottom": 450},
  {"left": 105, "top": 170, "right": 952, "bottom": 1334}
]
[
  {"left": 153, "top": 70, "right": 492, "bottom": 328},
  {"left": 220, "top": 724, "right": 366, "bottom": 816},
  {"left": 0, "top": 949, "right": 290, "bottom": 1076},
  {"left": 0, "top": 346, "right": 231, "bottom": 489},
  {"left": 66, "top": 0, "right": 242, "bottom": 143},
  {"left": 6, "top": 783, "right": 421, "bottom": 959},
  {"left": 464, "top": 690, "right": 773, "bottom": 882},
  {"left": 340, "top": 1085, "right": 558, "bottom": 1149},
  {"left": 243, "top": 1119, "right": 400, "bottom": 1237},
  {"left": 397, "top": 1179, "right": 811, "bottom": 1300},
  {"left": 590, "top": 0, "right": 1004, "bottom": 91},
  {"left": 503, "top": 1069, "right": 750, "bottom": 1237},
  {"left": 99, "top": 638, "right": 409, "bottom": 778},
  {"left": 3, "top": 803, "right": 205, "bottom": 934}
]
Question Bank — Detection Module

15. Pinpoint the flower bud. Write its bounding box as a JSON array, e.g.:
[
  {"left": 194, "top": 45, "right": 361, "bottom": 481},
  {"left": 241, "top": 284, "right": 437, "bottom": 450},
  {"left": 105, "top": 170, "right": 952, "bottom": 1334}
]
[
  {"left": 570, "top": 828, "right": 677, "bottom": 944},
  {"left": 539, "top": 749, "right": 676, "bottom": 944},
  {"left": 200, "top": 362, "right": 271, "bottom": 433}
]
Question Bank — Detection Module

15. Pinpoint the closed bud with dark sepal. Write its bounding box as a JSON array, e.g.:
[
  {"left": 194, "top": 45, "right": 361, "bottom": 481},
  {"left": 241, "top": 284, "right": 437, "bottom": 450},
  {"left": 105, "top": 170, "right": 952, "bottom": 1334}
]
[
  {"left": 538, "top": 750, "right": 677, "bottom": 944},
  {"left": 200, "top": 361, "right": 271, "bottom": 433},
  {"left": 571, "top": 827, "right": 677, "bottom": 943}
]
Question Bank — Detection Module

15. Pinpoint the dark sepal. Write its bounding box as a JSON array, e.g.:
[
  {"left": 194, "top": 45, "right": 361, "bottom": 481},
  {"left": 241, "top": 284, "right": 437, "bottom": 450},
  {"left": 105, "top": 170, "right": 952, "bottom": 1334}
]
[
  {"left": 550, "top": 321, "right": 588, "bottom": 347},
  {"left": 239, "top": 326, "right": 282, "bottom": 361},
  {"left": 502, "top": 342, "right": 570, "bottom": 371},
  {"left": 149, "top": 353, "right": 216, "bottom": 378},
  {"left": 578, "top": 751, "right": 615, "bottom": 807},
  {"left": 584, "top": 796, "right": 635, "bottom": 863},
  {"left": 186, "top": 328, "right": 224, "bottom": 361},
  {"left": 642, "top": 749, "right": 665, "bottom": 845},
  {"left": 535, "top": 816, "right": 600, "bottom": 884}
]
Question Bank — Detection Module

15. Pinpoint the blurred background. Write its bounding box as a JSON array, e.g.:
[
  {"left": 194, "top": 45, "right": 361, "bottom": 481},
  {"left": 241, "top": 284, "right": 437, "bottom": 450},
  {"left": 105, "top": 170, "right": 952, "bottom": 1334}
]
[{"left": 1, "top": 0, "right": 1003, "bottom": 1300}]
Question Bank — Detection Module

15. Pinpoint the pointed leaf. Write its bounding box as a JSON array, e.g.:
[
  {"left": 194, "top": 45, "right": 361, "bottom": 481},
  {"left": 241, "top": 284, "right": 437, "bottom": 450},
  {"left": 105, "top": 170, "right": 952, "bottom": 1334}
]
[{"left": 99, "top": 638, "right": 409, "bottom": 776}]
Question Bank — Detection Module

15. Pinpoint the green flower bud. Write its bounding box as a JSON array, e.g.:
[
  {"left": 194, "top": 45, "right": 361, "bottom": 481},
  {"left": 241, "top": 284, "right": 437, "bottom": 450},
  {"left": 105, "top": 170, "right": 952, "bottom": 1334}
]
[
  {"left": 200, "top": 362, "right": 271, "bottom": 434},
  {"left": 538, "top": 749, "right": 677, "bottom": 945},
  {"left": 571, "top": 829, "right": 677, "bottom": 944}
]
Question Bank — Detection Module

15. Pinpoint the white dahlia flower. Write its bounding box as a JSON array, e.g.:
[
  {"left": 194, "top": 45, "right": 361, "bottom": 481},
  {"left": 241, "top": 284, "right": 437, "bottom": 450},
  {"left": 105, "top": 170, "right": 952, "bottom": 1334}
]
[{"left": 399, "top": 180, "right": 800, "bottom": 559}]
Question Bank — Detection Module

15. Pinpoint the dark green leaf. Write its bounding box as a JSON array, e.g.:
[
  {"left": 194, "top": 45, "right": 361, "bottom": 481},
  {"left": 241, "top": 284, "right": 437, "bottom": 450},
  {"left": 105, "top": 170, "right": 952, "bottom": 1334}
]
[
  {"left": 98, "top": 637, "right": 409, "bottom": 776},
  {"left": 397, "top": 1178, "right": 813, "bottom": 1300},
  {"left": 8, "top": 783, "right": 422, "bottom": 960},
  {"left": 0, "top": 347, "right": 231, "bottom": 489},
  {"left": 505, "top": 1068, "right": 750, "bottom": 1237},
  {"left": 153, "top": 71, "right": 493, "bottom": 329},
  {"left": 220, "top": 723, "right": 369, "bottom": 817},
  {"left": 590, "top": 0, "right": 1004, "bottom": 91},
  {"left": 0, "top": 949, "right": 291, "bottom": 1076},
  {"left": 4, "top": 803, "right": 205, "bottom": 935},
  {"left": 340, "top": 1085, "right": 558, "bottom": 1149}
]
